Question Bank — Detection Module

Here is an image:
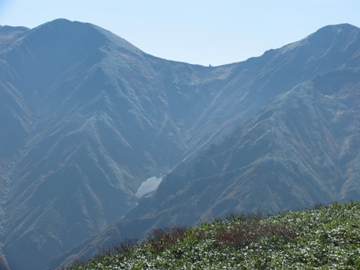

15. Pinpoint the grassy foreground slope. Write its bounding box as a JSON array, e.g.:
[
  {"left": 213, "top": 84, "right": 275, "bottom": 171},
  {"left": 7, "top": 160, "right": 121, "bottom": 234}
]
[{"left": 70, "top": 201, "right": 360, "bottom": 269}]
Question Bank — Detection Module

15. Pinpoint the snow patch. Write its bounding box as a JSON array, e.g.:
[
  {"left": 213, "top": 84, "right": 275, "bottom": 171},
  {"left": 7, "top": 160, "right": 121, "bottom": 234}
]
[{"left": 135, "top": 176, "right": 163, "bottom": 198}]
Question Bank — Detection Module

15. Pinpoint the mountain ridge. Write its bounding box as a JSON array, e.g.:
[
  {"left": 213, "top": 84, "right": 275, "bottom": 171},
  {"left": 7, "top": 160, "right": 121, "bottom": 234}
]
[
  {"left": 55, "top": 66, "right": 360, "bottom": 267},
  {"left": 0, "top": 20, "right": 359, "bottom": 269}
]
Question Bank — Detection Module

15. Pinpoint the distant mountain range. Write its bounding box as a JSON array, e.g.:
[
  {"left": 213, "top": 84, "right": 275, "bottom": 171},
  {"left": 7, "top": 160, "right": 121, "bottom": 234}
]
[{"left": 0, "top": 19, "right": 359, "bottom": 269}]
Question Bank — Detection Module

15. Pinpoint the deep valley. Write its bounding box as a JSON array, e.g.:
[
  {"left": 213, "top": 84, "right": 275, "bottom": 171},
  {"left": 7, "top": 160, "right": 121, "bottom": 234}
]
[{"left": 0, "top": 19, "right": 359, "bottom": 269}]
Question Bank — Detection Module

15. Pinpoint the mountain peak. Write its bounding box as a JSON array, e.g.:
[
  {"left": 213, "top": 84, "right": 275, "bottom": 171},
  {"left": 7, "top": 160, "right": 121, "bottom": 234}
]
[
  {"left": 32, "top": 18, "right": 142, "bottom": 55},
  {"left": 25, "top": 18, "right": 107, "bottom": 48},
  {"left": 42, "top": 18, "right": 73, "bottom": 26},
  {"left": 4, "top": 18, "right": 143, "bottom": 82},
  {"left": 306, "top": 23, "right": 360, "bottom": 46},
  {"left": 271, "top": 23, "right": 360, "bottom": 66},
  {"left": 316, "top": 23, "right": 359, "bottom": 33}
]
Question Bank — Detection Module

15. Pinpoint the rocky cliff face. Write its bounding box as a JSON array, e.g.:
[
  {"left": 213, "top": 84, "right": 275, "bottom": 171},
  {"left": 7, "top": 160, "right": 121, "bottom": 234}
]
[{"left": 0, "top": 20, "right": 359, "bottom": 269}]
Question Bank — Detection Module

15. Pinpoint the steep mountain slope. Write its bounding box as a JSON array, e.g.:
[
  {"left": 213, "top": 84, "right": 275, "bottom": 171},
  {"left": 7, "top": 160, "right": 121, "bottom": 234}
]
[
  {"left": 0, "top": 19, "right": 231, "bottom": 270},
  {"left": 0, "top": 20, "right": 360, "bottom": 269},
  {"left": 158, "top": 23, "right": 360, "bottom": 170},
  {"left": 154, "top": 68, "right": 360, "bottom": 221},
  {"left": 56, "top": 67, "right": 360, "bottom": 267}
]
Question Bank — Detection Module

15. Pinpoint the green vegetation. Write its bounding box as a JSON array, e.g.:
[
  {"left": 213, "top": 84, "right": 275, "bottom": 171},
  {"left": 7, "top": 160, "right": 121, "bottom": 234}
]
[{"left": 69, "top": 201, "right": 360, "bottom": 269}]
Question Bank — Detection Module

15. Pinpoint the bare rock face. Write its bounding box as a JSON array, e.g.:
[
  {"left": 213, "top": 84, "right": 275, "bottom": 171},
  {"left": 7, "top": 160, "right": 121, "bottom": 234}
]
[{"left": 0, "top": 20, "right": 360, "bottom": 269}]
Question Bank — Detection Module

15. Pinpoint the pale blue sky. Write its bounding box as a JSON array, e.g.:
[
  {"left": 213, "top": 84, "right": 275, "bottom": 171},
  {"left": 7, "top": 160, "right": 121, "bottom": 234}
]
[{"left": 0, "top": 0, "right": 359, "bottom": 66}]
